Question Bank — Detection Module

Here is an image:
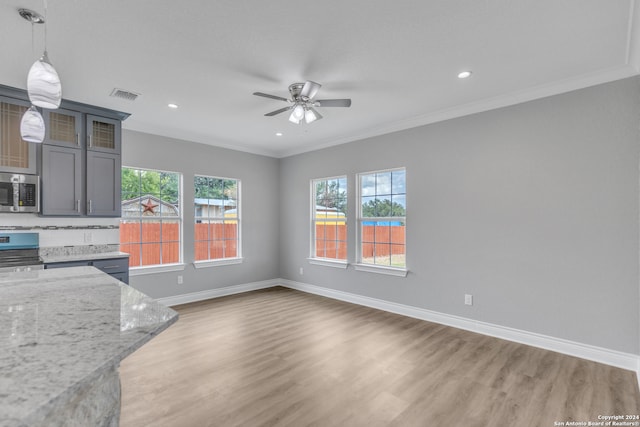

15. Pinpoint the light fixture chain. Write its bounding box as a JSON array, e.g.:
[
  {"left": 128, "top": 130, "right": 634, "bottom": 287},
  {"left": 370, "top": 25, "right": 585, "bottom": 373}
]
[
  {"left": 43, "top": 0, "right": 48, "bottom": 52},
  {"left": 31, "top": 22, "right": 35, "bottom": 59}
]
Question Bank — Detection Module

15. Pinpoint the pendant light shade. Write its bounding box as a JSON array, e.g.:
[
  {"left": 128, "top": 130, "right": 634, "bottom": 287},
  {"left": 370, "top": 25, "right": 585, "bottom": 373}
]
[
  {"left": 27, "top": 51, "right": 61, "bottom": 109},
  {"left": 20, "top": 106, "right": 45, "bottom": 143}
]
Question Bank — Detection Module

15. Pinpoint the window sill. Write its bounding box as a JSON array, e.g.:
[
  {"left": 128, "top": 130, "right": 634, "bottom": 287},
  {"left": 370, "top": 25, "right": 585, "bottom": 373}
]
[
  {"left": 354, "top": 264, "right": 408, "bottom": 277},
  {"left": 308, "top": 258, "right": 348, "bottom": 269},
  {"left": 129, "top": 263, "right": 186, "bottom": 276},
  {"left": 193, "top": 257, "right": 244, "bottom": 269}
]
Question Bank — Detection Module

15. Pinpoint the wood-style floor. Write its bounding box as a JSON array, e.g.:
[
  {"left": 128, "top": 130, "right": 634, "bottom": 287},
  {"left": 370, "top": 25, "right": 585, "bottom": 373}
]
[{"left": 120, "top": 287, "right": 640, "bottom": 427}]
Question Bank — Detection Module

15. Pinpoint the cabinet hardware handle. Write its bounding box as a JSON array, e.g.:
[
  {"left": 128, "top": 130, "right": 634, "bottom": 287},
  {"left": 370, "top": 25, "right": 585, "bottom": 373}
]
[
  {"left": 75, "top": 133, "right": 79, "bottom": 146},
  {"left": 88, "top": 200, "right": 93, "bottom": 213},
  {"left": 102, "top": 265, "right": 120, "bottom": 269},
  {"left": 76, "top": 200, "right": 80, "bottom": 213},
  {"left": 88, "top": 134, "right": 92, "bottom": 147}
]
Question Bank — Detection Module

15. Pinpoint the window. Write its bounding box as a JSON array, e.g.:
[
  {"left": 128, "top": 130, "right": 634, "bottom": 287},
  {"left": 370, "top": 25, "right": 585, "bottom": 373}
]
[
  {"left": 120, "top": 167, "right": 182, "bottom": 268},
  {"left": 311, "top": 176, "right": 347, "bottom": 263},
  {"left": 357, "top": 168, "right": 406, "bottom": 274},
  {"left": 194, "top": 175, "right": 241, "bottom": 264}
]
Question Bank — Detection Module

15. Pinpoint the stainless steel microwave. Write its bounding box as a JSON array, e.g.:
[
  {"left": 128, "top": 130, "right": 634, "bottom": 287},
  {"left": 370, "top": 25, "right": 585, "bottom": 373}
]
[{"left": 0, "top": 173, "right": 39, "bottom": 213}]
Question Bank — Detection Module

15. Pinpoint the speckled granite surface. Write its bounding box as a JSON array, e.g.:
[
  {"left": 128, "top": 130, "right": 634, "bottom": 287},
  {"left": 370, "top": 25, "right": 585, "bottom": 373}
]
[
  {"left": 39, "top": 245, "right": 129, "bottom": 263},
  {"left": 0, "top": 267, "right": 178, "bottom": 427}
]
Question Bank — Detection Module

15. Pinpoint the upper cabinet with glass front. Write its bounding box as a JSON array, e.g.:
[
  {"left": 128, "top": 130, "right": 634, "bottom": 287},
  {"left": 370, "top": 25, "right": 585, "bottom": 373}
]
[
  {"left": 0, "top": 96, "right": 37, "bottom": 174},
  {"left": 43, "top": 108, "right": 83, "bottom": 148},
  {"left": 87, "top": 115, "right": 121, "bottom": 154}
]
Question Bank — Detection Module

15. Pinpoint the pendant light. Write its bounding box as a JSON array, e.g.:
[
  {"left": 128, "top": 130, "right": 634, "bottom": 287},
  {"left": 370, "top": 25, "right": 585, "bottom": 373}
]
[
  {"left": 20, "top": 106, "right": 45, "bottom": 143},
  {"left": 26, "top": 0, "right": 62, "bottom": 109},
  {"left": 19, "top": 8, "right": 47, "bottom": 143}
]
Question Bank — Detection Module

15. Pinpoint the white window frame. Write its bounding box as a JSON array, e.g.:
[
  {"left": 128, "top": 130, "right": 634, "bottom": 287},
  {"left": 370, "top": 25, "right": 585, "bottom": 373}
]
[
  {"left": 355, "top": 167, "right": 408, "bottom": 277},
  {"left": 308, "top": 175, "right": 348, "bottom": 268},
  {"left": 193, "top": 174, "right": 243, "bottom": 268},
  {"left": 120, "top": 166, "right": 184, "bottom": 275}
]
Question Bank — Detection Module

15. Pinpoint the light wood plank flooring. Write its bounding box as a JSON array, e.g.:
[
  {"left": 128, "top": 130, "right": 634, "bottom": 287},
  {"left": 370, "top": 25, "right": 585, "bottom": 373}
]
[{"left": 120, "top": 287, "right": 640, "bottom": 427}]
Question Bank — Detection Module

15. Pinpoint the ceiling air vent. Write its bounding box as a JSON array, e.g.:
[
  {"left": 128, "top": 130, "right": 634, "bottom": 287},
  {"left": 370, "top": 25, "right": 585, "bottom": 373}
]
[{"left": 110, "top": 88, "right": 140, "bottom": 101}]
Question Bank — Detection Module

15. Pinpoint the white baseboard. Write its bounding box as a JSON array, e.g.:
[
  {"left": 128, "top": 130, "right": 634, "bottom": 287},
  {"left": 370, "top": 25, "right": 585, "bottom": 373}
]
[
  {"left": 155, "top": 279, "right": 280, "bottom": 307},
  {"left": 279, "top": 279, "right": 640, "bottom": 373},
  {"left": 154, "top": 277, "right": 640, "bottom": 375}
]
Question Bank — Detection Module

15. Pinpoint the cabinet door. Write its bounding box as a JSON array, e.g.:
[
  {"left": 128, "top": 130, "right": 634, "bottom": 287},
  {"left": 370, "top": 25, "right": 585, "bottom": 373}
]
[
  {"left": 43, "top": 108, "right": 83, "bottom": 148},
  {"left": 87, "top": 115, "right": 121, "bottom": 154},
  {"left": 86, "top": 151, "right": 121, "bottom": 216},
  {"left": 41, "top": 145, "right": 82, "bottom": 216},
  {"left": 0, "top": 96, "right": 37, "bottom": 174}
]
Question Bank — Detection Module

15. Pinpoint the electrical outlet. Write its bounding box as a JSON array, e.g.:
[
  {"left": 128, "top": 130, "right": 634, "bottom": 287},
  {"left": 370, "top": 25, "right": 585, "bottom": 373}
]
[
  {"left": 299, "top": 267, "right": 304, "bottom": 275},
  {"left": 84, "top": 232, "right": 92, "bottom": 243},
  {"left": 177, "top": 275, "right": 183, "bottom": 285},
  {"left": 465, "top": 294, "right": 473, "bottom": 306}
]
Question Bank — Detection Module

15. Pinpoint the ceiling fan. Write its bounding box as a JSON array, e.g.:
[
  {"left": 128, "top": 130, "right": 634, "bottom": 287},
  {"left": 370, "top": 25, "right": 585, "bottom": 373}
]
[{"left": 253, "top": 80, "right": 351, "bottom": 124}]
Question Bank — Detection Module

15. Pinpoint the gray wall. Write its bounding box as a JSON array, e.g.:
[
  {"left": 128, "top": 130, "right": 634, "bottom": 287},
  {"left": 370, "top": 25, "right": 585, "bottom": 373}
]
[
  {"left": 279, "top": 76, "right": 640, "bottom": 355},
  {"left": 121, "top": 130, "right": 280, "bottom": 299}
]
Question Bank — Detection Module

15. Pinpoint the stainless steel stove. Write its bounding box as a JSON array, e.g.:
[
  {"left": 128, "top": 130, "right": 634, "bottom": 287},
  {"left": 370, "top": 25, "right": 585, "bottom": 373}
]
[{"left": 0, "top": 233, "right": 44, "bottom": 273}]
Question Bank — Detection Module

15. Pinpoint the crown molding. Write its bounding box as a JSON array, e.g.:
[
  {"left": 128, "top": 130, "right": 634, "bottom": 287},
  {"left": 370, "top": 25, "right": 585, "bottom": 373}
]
[{"left": 278, "top": 64, "right": 639, "bottom": 159}]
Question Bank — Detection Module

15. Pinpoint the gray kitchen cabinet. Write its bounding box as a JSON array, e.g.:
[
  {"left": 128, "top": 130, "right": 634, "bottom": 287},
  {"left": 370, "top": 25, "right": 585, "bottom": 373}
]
[
  {"left": 87, "top": 151, "right": 121, "bottom": 216},
  {"left": 43, "top": 108, "right": 83, "bottom": 148},
  {"left": 41, "top": 112, "right": 123, "bottom": 217},
  {"left": 41, "top": 145, "right": 83, "bottom": 216},
  {"left": 87, "top": 115, "right": 121, "bottom": 154},
  {"left": 0, "top": 84, "right": 129, "bottom": 217},
  {"left": 45, "top": 256, "right": 129, "bottom": 284}
]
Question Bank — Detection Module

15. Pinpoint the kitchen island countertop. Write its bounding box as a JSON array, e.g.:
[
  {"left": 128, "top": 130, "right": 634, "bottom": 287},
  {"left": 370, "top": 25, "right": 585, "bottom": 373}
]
[{"left": 0, "top": 266, "right": 178, "bottom": 427}]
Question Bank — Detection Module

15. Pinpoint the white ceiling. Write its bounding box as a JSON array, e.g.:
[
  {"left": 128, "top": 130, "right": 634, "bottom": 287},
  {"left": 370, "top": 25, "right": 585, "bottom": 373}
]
[{"left": 1, "top": 1, "right": 639, "bottom": 158}]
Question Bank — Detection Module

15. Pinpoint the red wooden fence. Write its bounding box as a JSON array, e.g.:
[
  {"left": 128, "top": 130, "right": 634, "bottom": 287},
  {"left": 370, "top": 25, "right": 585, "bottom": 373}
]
[
  {"left": 315, "top": 224, "right": 405, "bottom": 259},
  {"left": 120, "top": 223, "right": 405, "bottom": 266},
  {"left": 194, "top": 223, "right": 238, "bottom": 260},
  {"left": 120, "top": 222, "right": 237, "bottom": 266}
]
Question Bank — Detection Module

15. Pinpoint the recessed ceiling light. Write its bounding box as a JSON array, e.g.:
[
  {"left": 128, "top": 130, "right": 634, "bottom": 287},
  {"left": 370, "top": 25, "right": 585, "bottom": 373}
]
[
  {"left": 168, "top": 103, "right": 179, "bottom": 109},
  {"left": 457, "top": 71, "right": 472, "bottom": 79},
  {"left": 275, "top": 132, "right": 283, "bottom": 136}
]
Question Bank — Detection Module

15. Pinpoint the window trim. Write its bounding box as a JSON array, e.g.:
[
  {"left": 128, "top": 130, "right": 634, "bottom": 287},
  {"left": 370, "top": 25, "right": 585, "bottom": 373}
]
[
  {"left": 356, "top": 167, "right": 408, "bottom": 275},
  {"left": 307, "top": 258, "right": 348, "bottom": 269},
  {"left": 120, "top": 166, "right": 183, "bottom": 270},
  {"left": 193, "top": 257, "right": 243, "bottom": 268},
  {"left": 193, "top": 174, "right": 242, "bottom": 263},
  {"left": 354, "top": 263, "right": 408, "bottom": 277},
  {"left": 310, "top": 175, "right": 348, "bottom": 265},
  {"left": 129, "top": 263, "right": 185, "bottom": 276}
]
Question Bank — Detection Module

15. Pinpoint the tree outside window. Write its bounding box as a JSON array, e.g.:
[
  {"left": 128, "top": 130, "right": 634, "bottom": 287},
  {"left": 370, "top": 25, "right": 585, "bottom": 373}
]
[
  {"left": 120, "top": 167, "right": 182, "bottom": 268},
  {"left": 312, "top": 176, "right": 347, "bottom": 260},
  {"left": 194, "top": 175, "right": 240, "bottom": 261},
  {"left": 358, "top": 168, "right": 406, "bottom": 268}
]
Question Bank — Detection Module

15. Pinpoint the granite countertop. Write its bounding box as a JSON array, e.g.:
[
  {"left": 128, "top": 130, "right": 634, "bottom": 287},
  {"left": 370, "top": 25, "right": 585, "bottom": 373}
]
[
  {"left": 0, "top": 266, "right": 178, "bottom": 427},
  {"left": 40, "top": 251, "right": 130, "bottom": 264}
]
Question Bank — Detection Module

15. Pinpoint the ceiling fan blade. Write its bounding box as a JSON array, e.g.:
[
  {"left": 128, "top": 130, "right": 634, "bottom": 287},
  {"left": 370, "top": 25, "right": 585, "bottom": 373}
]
[
  {"left": 264, "top": 106, "right": 292, "bottom": 116},
  {"left": 300, "top": 81, "right": 321, "bottom": 99},
  {"left": 253, "top": 92, "right": 289, "bottom": 102},
  {"left": 314, "top": 99, "right": 352, "bottom": 108}
]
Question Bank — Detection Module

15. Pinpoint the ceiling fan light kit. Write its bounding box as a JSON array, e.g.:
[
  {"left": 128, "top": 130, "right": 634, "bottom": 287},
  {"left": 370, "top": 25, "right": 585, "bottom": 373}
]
[{"left": 254, "top": 80, "right": 351, "bottom": 125}]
